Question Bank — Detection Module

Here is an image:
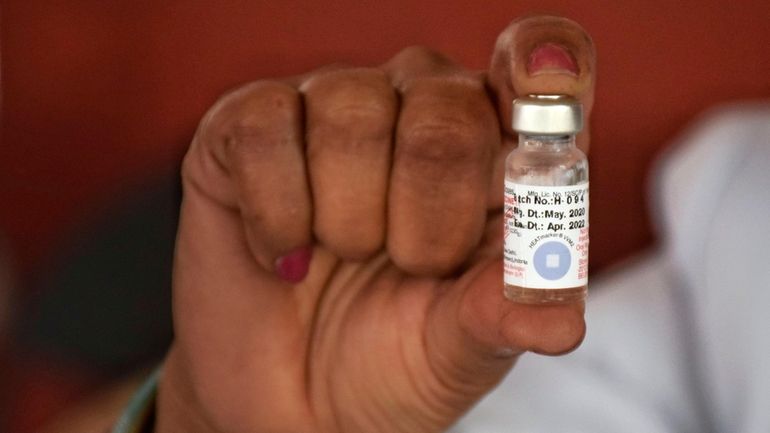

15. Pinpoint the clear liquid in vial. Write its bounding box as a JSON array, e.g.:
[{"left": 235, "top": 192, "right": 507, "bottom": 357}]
[{"left": 504, "top": 135, "right": 588, "bottom": 304}]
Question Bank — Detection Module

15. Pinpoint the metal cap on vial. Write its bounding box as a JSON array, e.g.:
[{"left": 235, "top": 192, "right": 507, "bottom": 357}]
[{"left": 512, "top": 94, "right": 583, "bottom": 135}]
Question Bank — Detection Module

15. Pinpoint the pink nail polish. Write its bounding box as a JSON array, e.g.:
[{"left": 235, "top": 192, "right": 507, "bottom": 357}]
[
  {"left": 275, "top": 246, "right": 312, "bottom": 284},
  {"left": 527, "top": 43, "right": 579, "bottom": 76}
]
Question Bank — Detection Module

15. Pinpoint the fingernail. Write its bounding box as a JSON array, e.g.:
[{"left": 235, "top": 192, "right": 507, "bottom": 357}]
[
  {"left": 527, "top": 43, "right": 578, "bottom": 77},
  {"left": 275, "top": 246, "right": 312, "bottom": 284}
]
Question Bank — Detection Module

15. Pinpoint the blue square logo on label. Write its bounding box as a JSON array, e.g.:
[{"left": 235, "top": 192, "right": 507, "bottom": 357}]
[{"left": 534, "top": 241, "right": 571, "bottom": 280}]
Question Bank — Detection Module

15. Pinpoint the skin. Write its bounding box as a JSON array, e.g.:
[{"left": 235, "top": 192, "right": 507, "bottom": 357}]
[{"left": 156, "top": 15, "right": 596, "bottom": 433}]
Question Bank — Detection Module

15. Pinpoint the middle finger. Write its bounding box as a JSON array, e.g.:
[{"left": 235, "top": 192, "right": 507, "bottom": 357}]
[{"left": 385, "top": 47, "right": 501, "bottom": 276}]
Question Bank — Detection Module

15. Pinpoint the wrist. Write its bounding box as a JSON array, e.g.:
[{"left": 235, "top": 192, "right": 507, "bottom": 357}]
[{"left": 154, "top": 347, "right": 219, "bottom": 433}]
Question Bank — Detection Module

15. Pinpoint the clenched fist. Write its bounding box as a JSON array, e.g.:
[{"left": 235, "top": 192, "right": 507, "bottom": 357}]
[{"left": 156, "top": 15, "right": 596, "bottom": 433}]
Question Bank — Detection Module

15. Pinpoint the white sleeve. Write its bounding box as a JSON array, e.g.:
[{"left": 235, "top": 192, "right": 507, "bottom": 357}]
[{"left": 452, "top": 254, "right": 706, "bottom": 433}]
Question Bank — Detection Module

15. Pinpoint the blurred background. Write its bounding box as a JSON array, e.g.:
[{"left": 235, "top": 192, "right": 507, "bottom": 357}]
[{"left": 2, "top": 1, "right": 770, "bottom": 431}]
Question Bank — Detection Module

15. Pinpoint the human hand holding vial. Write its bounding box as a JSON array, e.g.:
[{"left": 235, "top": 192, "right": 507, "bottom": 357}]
[{"left": 504, "top": 95, "right": 589, "bottom": 304}]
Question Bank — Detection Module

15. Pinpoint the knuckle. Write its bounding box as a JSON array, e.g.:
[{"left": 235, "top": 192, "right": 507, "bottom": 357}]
[
  {"left": 391, "top": 45, "right": 449, "bottom": 66},
  {"left": 304, "top": 67, "right": 390, "bottom": 94},
  {"left": 226, "top": 82, "right": 300, "bottom": 136},
  {"left": 304, "top": 68, "right": 396, "bottom": 129},
  {"left": 398, "top": 117, "right": 487, "bottom": 164},
  {"left": 396, "top": 76, "right": 496, "bottom": 168},
  {"left": 186, "top": 81, "right": 306, "bottom": 212},
  {"left": 201, "top": 81, "right": 300, "bottom": 144},
  {"left": 323, "top": 96, "right": 394, "bottom": 129},
  {"left": 211, "top": 82, "right": 302, "bottom": 163}
]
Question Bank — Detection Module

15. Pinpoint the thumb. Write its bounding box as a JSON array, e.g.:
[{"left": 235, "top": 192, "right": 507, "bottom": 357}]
[
  {"left": 421, "top": 258, "right": 586, "bottom": 404},
  {"left": 487, "top": 15, "right": 596, "bottom": 152},
  {"left": 458, "top": 259, "right": 586, "bottom": 356}
]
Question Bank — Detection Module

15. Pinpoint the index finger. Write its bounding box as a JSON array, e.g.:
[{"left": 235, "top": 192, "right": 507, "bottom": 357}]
[
  {"left": 485, "top": 16, "right": 596, "bottom": 209},
  {"left": 487, "top": 15, "right": 596, "bottom": 151}
]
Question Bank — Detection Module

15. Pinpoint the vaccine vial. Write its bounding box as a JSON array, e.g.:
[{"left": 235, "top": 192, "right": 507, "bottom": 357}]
[{"left": 504, "top": 95, "right": 588, "bottom": 304}]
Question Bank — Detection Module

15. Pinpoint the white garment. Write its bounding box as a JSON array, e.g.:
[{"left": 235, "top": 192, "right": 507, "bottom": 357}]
[{"left": 454, "top": 102, "right": 770, "bottom": 433}]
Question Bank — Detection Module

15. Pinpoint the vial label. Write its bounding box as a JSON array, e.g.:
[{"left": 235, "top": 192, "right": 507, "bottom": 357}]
[{"left": 504, "top": 180, "right": 589, "bottom": 289}]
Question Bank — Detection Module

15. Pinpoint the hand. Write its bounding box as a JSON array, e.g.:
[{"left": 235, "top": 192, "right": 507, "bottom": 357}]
[{"left": 156, "top": 15, "right": 596, "bottom": 433}]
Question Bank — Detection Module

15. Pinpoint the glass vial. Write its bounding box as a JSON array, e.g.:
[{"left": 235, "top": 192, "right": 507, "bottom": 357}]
[{"left": 504, "top": 95, "right": 589, "bottom": 304}]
